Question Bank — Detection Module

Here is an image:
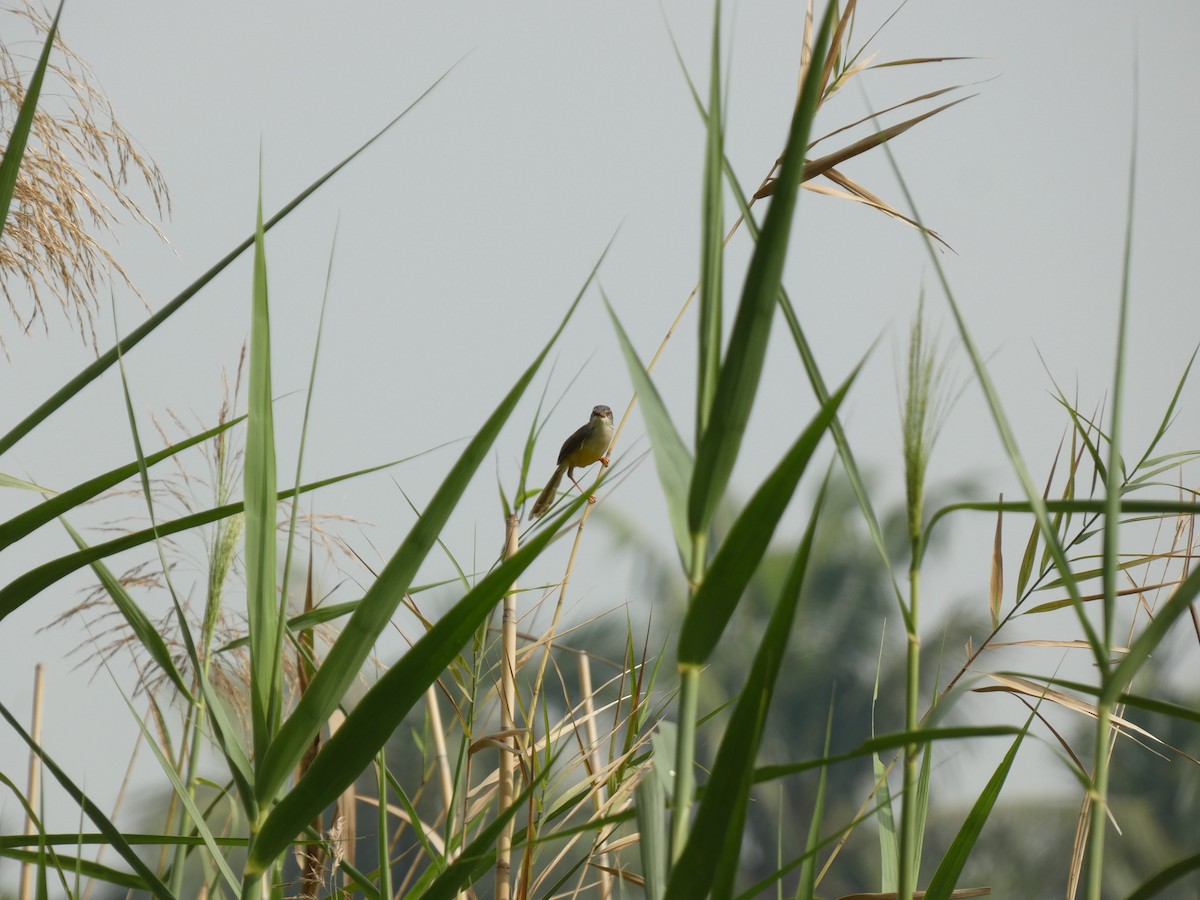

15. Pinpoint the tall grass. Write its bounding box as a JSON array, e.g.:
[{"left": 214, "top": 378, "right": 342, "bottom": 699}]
[{"left": 3, "top": 3, "right": 1199, "bottom": 900}]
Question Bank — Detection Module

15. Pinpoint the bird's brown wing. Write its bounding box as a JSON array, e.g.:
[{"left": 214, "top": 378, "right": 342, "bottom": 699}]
[{"left": 556, "top": 422, "right": 593, "bottom": 465}]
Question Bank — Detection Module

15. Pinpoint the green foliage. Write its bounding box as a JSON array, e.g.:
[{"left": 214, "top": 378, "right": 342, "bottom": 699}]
[{"left": 3, "top": 4, "right": 1198, "bottom": 900}]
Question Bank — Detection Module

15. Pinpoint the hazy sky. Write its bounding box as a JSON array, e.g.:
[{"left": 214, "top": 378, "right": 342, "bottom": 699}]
[{"left": 3, "top": 0, "right": 1199, "bottom": 881}]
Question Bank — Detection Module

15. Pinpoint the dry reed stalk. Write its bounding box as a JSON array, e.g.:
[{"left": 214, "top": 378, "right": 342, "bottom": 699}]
[
  {"left": 496, "top": 513, "right": 520, "bottom": 900},
  {"left": 17, "top": 663, "right": 43, "bottom": 900},
  {"left": 577, "top": 653, "right": 612, "bottom": 900}
]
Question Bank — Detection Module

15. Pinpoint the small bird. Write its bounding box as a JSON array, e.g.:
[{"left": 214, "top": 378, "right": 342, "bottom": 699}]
[{"left": 529, "top": 405, "right": 614, "bottom": 519}]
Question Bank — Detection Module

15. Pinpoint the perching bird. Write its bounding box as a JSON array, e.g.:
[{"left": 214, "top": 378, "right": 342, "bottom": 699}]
[{"left": 529, "top": 405, "right": 614, "bottom": 519}]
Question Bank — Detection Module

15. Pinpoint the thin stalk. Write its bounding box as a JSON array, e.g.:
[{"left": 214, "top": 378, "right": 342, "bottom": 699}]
[
  {"left": 898, "top": 564, "right": 920, "bottom": 900},
  {"left": 17, "top": 664, "right": 44, "bottom": 900},
  {"left": 1086, "top": 705, "right": 1112, "bottom": 900},
  {"left": 670, "top": 531, "right": 707, "bottom": 861},
  {"left": 577, "top": 653, "right": 613, "bottom": 900},
  {"left": 496, "top": 514, "right": 520, "bottom": 900}
]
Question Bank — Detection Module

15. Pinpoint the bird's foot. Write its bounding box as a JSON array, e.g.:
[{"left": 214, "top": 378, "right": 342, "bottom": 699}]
[
  {"left": 599, "top": 455, "right": 611, "bottom": 468},
  {"left": 587, "top": 495, "right": 597, "bottom": 504}
]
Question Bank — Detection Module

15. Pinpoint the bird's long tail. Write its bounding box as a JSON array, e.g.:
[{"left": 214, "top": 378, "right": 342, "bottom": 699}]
[{"left": 529, "top": 464, "right": 566, "bottom": 519}]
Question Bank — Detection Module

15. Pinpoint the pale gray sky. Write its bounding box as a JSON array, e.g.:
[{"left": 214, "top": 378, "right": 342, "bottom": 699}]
[{"left": 2, "top": 0, "right": 1199, "bottom": 885}]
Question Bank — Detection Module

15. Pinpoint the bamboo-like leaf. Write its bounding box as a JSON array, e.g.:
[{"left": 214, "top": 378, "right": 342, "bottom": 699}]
[
  {"left": 113, "top": 686, "right": 240, "bottom": 893},
  {"left": 0, "top": 849, "right": 146, "bottom": 892},
  {"left": 1015, "top": 439, "right": 1062, "bottom": 601},
  {"left": 923, "top": 719, "right": 1031, "bottom": 900},
  {"left": 0, "top": 417, "right": 243, "bottom": 551},
  {"left": 635, "top": 773, "right": 667, "bottom": 900},
  {"left": 753, "top": 725, "right": 1024, "bottom": 784},
  {"left": 678, "top": 368, "right": 853, "bottom": 665},
  {"left": 59, "top": 518, "right": 192, "bottom": 700},
  {"left": 245, "top": 183, "right": 281, "bottom": 766},
  {"left": 246, "top": 492, "right": 592, "bottom": 873},
  {"left": 606, "top": 296, "right": 693, "bottom": 568},
  {"left": 1130, "top": 345, "right": 1198, "bottom": 476},
  {"left": 0, "top": 2, "right": 61, "bottom": 237},
  {"left": 0, "top": 699, "right": 174, "bottom": 899},
  {"left": 251, "top": 244, "right": 606, "bottom": 811},
  {"left": 989, "top": 495, "right": 1003, "bottom": 628},
  {"left": 873, "top": 750, "right": 898, "bottom": 892},
  {"left": 1124, "top": 852, "right": 1200, "bottom": 900},
  {"left": 667, "top": 489, "right": 824, "bottom": 900},
  {"left": 414, "top": 760, "right": 556, "bottom": 900},
  {"left": 795, "top": 698, "right": 835, "bottom": 900},
  {"left": 0, "top": 454, "right": 435, "bottom": 622},
  {"left": 686, "top": 5, "right": 835, "bottom": 535},
  {"left": 696, "top": 1, "right": 724, "bottom": 439},
  {"left": 0, "top": 63, "right": 458, "bottom": 457}
]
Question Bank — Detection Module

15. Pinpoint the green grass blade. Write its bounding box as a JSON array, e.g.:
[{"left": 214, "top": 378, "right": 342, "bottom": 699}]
[
  {"left": 1123, "top": 852, "right": 1200, "bottom": 900},
  {"left": 696, "top": 0, "right": 724, "bottom": 439},
  {"left": 1131, "top": 345, "right": 1197, "bottom": 475},
  {"left": 686, "top": 5, "right": 834, "bottom": 535},
  {"left": 113, "top": 685, "right": 240, "bottom": 893},
  {"left": 605, "top": 294, "right": 694, "bottom": 567},
  {"left": 923, "top": 717, "right": 1032, "bottom": 900},
  {"left": 795, "top": 698, "right": 835, "bottom": 900},
  {"left": 0, "top": 416, "right": 243, "bottom": 551},
  {"left": 667, "top": 487, "right": 824, "bottom": 900},
  {"left": 678, "top": 368, "right": 854, "bottom": 665},
  {"left": 246, "top": 502, "right": 580, "bottom": 871},
  {"left": 0, "top": 63, "right": 458, "bottom": 458},
  {"left": 414, "top": 759, "right": 556, "bottom": 900},
  {"left": 664, "top": 12, "right": 904, "bottom": 616},
  {"left": 252, "top": 243, "right": 606, "bottom": 810},
  {"left": 245, "top": 181, "right": 281, "bottom": 767},
  {"left": 0, "top": 454, "right": 431, "bottom": 622},
  {"left": 0, "top": 2, "right": 61, "bottom": 238},
  {"left": 635, "top": 773, "right": 668, "bottom": 900},
  {"left": 873, "top": 749, "right": 899, "bottom": 891},
  {"left": 0, "top": 698, "right": 174, "bottom": 900},
  {"left": 0, "top": 849, "right": 146, "bottom": 892},
  {"left": 59, "top": 518, "right": 192, "bottom": 699}
]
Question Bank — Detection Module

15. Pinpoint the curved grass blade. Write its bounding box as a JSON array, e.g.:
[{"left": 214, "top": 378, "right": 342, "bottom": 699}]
[
  {"left": 686, "top": 4, "right": 835, "bottom": 535},
  {"left": 0, "top": 849, "right": 146, "bottom": 892},
  {"left": 0, "top": 62, "right": 459, "bottom": 457},
  {"left": 0, "top": 416, "right": 243, "bottom": 551},
  {"left": 59, "top": 517, "right": 192, "bottom": 699},
  {"left": 0, "top": 698, "right": 174, "bottom": 900},
  {"left": 923, "top": 716, "right": 1032, "bottom": 900},
  {"left": 678, "top": 367, "right": 854, "bottom": 665},
  {"left": 664, "top": 4, "right": 905, "bottom": 619},
  {"left": 605, "top": 295, "right": 694, "bottom": 567},
  {"left": 1124, "top": 852, "right": 1200, "bottom": 900},
  {"left": 667, "top": 486, "right": 824, "bottom": 900},
  {"left": 246, "top": 497, "right": 587, "bottom": 874},
  {"left": 0, "top": 454, "right": 432, "bottom": 622},
  {"left": 0, "top": 2, "right": 61, "bottom": 237},
  {"left": 414, "top": 758, "right": 556, "bottom": 900},
  {"left": 252, "top": 242, "right": 608, "bottom": 812}
]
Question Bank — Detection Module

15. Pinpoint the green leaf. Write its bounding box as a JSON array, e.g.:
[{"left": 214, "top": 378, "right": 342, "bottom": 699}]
[
  {"left": 686, "top": 4, "right": 834, "bottom": 535},
  {"left": 1124, "top": 851, "right": 1200, "bottom": 900},
  {"left": 0, "top": 454, "right": 428, "bottom": 622},
  {"left": 873, "top": 751, "right": 898, "bottom": 892},
  {"left": 635, "top": 772, "right": 668, "bottom": 900},
  {"left": 605, "top": 295, "right": 694, "bottom": 568},
  {"left": 0, "top": 2, "right": 61, "bottom": 238},
  {"left": 667, "top": 487, "right": 824, "bottom": 900},
  {"left": 677, "top": 368, "right": 854, "bottom": 665},
  {"left": 696, "top": 0, "right": 724, "bottom": 439},
  {"left": 795, "top": 699, "right": 835, "bottom": 900},
  {"left": 59, "top": 518, "right": 192, "bottom": 700},
  {"left": 245, "top": 181, "right": 281, "bottom": 766},
  {"left": 0, "top": 63, "right": 458, "bottom": 458},
  {"left": 0, "top": 416, "right": 243, "bottom": 552},
  {"left": 246, "top": 491, "right": 595, "bottom": 871},
  {"left": 923, "top": 717, "right": 1031, "bottom": 900},
  {"left": 251, "top": 243, "right": 606, "bottom": 812},
  {"left": 0, "top": 699, "right": 174, "bottom": 900}
]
